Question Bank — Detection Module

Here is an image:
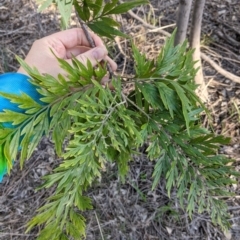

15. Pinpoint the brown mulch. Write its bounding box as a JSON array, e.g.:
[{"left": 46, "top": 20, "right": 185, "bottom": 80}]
[{"left": 0, "top": 0, "right": 240, "bottom": 239}]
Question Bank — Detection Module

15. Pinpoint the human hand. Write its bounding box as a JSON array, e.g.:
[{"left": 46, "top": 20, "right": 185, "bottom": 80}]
[{"left": 17, "top": 28, "right": 117, "bottom": 78}]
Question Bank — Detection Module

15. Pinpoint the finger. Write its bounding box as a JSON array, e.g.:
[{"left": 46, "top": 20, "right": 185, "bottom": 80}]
[
  {"left": 66, "top": 46, "right": 90, "bottom": 59},
  {"left": 70, "top": 46, "right": 108, "bottom": 67},
  {"left": 66, "top": 47, "right": 117, "bottom": 71},
  {"left": 101, "top": 75, "right": 115, "bottom": 90},
  {"left": 105, "top": 56, "right": 118, "bottom": 72},
  {"left": 46, "top": 28, "right": 105, "bottom": 50}
]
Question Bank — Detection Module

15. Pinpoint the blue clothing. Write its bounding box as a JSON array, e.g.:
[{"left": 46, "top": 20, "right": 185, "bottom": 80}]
[
  {"left": 0, "top": 73, "right": 43, "bottom": 128},
  {"left": 0, "top": 73, "right": 43, "bottom": 182}
]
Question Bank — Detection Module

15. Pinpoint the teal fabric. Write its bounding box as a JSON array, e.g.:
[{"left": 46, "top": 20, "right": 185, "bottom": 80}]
[
  {"left": 0, "top": 73, "right": 44, "bottom": 182},
  {"left": 0, "top": 73, "right": 43, "bottom": 128}
]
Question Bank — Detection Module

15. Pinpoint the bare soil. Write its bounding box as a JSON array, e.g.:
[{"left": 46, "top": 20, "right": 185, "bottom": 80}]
[{"left": 0, "top": 0, "right": 240, "bottom": 239}]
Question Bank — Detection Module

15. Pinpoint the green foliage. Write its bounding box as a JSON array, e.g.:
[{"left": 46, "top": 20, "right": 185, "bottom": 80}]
[
  {"left": 76, "top": 0, "right": 148, "bottom": 39},
  {"left": 1, "top": 1, "right": 238, "bottom": 239},
  {"left": 37, "top": 0, "right": 148, "bottom": 35},
  {"left": 37, "top": 0, "right": 74, "bottom": 28},
  {"left": 1, "top": 31, "right": 238, "bottom": 239}
]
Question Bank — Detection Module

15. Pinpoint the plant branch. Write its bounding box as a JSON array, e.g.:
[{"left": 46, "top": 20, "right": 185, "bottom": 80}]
[
  {"left": 174, "top": 0, "right": 193, "bottom": 46},
  {"left": 201, "top": 53, "right": 240, "bottom": 84},
  {"left": 127, "top": 8, "right": 240, "bottom": 85},
  {"left": 189, "top": 0, "right": 208, "bottom": 102},
  {"left": 78, "top": 17, "right": 96, "bottom": 48},
  {"left": 123, "top": 3, "right": 240, "bottom": 85},
  {"left": 75, "top": 11, "right": 114, "bottom": 79}
]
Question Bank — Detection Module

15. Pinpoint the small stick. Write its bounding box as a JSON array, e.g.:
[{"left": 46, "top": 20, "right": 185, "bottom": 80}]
[
  {"left": 76, "top": 12, "right": 114, "bottom": 79},
  {"left": 78, "top": 17, "right": 96, "bottom": 48}
]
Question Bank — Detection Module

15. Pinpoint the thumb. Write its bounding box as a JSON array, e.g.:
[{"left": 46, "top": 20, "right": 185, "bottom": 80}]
[{"left": 75, "top": 46, "right": 108, "bottom": 67}]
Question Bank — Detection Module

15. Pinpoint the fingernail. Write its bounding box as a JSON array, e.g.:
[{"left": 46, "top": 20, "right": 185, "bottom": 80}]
[{"left": 92, "top": 47, "right": 107, "bottom": 60}]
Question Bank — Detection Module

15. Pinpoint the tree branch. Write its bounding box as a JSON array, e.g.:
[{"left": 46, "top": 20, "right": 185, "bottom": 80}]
[
  {"left": 75, "top": 10, "right": 114, "bottom": 79},
  {"left": 189, "top": 0, "right": 208, "bottom": 102},
  {"left": 201, "top": 53, "right": 240, "bottom": 84},
  {"left": 174, "top": 0, "right": 193, "bottom": 46}
]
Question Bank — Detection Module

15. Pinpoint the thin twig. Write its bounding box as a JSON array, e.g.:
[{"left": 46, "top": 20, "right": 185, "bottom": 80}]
[
  {"left": 78, "top": 17, "right": 96, "bottom": 48},
  {"left": 201, "top": 53, "right": 240, "bottom": 84},
  {"left": 75, "top": 10, "right": 114, "bottom": 79},
  {"left": 94, "top": 211, "right": 104, "bottom": 239},
  {"left": 119, "top": 0, "right": 171, "bottom": 37}
]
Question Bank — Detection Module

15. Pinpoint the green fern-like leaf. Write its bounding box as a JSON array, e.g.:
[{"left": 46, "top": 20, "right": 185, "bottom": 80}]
[{"left": 0, "top": 29, "right": 238, "bottom": 239}]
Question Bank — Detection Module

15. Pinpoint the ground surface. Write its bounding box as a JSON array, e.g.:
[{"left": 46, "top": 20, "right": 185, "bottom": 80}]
[{"left": 0, "top": 0, "right": 240, "bottom": 239}]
